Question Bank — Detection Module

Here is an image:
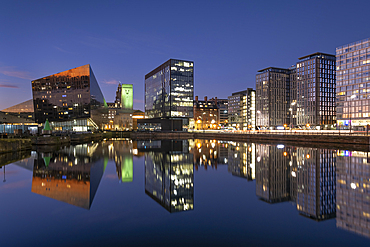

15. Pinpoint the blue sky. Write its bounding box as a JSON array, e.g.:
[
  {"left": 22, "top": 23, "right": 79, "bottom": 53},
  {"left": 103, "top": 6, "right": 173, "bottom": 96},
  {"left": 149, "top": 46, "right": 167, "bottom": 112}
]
[{"left": 0, "top": 0, "right": 369, "bottom": 111}]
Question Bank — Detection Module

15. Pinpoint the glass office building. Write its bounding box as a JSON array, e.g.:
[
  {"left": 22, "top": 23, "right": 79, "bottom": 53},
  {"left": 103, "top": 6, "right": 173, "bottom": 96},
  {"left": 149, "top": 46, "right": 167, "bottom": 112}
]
[
  {"left": 145, "top": 59, "right": 194, "bottom": 120},
  {"left": 31, "top": 64, "right": 108, "bottom": 131},
  {"left": 336, "top": 38, "right": 370, "bottom": 130}
]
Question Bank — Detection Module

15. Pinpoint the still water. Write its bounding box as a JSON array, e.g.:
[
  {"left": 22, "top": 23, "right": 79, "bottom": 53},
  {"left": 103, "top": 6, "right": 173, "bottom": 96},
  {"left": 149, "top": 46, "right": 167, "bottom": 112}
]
[{"left": 1, "top": 139, "right": 370, "bottom": 247}]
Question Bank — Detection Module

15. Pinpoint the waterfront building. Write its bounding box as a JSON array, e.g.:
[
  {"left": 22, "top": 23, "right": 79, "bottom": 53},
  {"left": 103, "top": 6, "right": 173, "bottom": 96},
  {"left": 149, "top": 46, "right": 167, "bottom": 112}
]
[
  {"left": 296, "top": 53, "right": 336, "bottom": 129},
  {"left": 193, "top": 96, "right": 218, "bottom": 130},
  {"left": 31, "top": 64, "right": 108, "bottom": 131},
  {"left": 190, "top": 139, "right": 225, "bottom": 170},
  {"left": 336, "top": 38, "right": 370, "bottom": 130},
  {"left": 213, "top": 98, "right": 228, "bottom": 127},
  {"left": 144, "top": 59, "right": 193, "bottom": 130},
  {"left": 336, "top": 150, "right": 370, "bottom": 237},
  {"left": 228, "top": 89, "right": 255, "bottom": 130},
  {"left": 256, "top": 68, "right": 292, "bottom": 129}
]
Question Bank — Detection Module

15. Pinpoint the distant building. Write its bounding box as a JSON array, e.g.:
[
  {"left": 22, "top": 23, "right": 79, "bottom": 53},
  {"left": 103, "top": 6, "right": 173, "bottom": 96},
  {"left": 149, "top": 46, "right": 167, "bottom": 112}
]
[
  {"left": 31, "top": 64, "right": 108, "bottom": 131},
  {"left": 228, "top": 89, "right": 255, "bottom": 130},
  {"left": 115, "top": 83, "right": 133, "bottom": 110},
  {"left": 336, "top": 38, "right": 370, "bottom": 130},
  {"left": 214, "top": 98, "right": 228, "bottom": 127},
  {"left": 143, "top": 59, "right": 194, "bottom": 130},
  {"left": 193, "top": 96, "right": 218, "bottom": 130},
  {"left": 296, "top": 53, "right": 336, "bottom": 129}
]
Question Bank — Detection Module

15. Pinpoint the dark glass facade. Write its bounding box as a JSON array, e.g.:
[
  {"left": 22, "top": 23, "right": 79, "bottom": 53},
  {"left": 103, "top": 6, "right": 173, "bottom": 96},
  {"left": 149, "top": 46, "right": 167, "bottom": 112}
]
[
  {"left": 145, "top": 59, "right": 194, "bottom": 119},
  {"left": 31, "top": 64, "right": 108, "bottom": 130}
]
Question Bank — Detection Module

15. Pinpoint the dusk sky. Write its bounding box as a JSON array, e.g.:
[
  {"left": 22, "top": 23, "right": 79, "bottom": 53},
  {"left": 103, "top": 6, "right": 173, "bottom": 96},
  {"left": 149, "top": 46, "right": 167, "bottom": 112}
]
[{"left": 1, "top": 0, "right": 369, "bottom": 111}]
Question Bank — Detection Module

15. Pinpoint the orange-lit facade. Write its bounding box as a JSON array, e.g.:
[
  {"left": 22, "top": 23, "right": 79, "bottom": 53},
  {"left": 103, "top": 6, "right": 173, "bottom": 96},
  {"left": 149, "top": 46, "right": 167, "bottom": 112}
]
[{"left": 193, "top": 96, "right": 219, "bottom": 130}]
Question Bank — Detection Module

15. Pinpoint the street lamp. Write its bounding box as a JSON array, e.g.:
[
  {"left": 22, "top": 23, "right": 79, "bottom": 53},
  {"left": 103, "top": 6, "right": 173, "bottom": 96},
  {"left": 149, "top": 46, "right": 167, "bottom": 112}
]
[{"left": 350, "top": 94, "right": 356, "bottom": 133}]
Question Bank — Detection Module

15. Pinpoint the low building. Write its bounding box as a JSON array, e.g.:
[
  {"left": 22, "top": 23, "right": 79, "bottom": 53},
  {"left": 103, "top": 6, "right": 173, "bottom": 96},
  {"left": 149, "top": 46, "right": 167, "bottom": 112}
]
[
  {"left": 193, "top": 96, "right": 218, "bottom": 130},
  {"left": 228, "top": 89, "right": 256, "bottom": 130}
]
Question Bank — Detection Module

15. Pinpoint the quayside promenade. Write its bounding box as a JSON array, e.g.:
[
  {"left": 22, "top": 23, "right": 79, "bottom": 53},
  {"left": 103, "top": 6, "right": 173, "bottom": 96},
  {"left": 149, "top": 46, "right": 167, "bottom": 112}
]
[{"left": 131, "top": 130, "right": 370, "bottom": 150}]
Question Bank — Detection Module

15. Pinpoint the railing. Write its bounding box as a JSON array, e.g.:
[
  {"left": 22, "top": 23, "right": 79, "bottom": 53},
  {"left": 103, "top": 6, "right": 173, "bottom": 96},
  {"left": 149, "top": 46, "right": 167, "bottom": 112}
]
[{"left": 188, "top": 129, "right": 370, "bottom": 137}]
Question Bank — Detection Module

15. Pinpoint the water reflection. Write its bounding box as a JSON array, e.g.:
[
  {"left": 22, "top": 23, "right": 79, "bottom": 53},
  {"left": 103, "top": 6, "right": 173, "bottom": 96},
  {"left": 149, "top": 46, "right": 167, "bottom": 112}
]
[
  {"left": 139, "top": 140, "right": 194, "bottom": 213},
  {"left": 1, "top": 139, "right": 370, "bottom": 239},
  {"left": 31, "top": 143, "right": 106, "bottom": 209},
  {"left": 336, "top": 150, "right": 370, "bottom": 238}
]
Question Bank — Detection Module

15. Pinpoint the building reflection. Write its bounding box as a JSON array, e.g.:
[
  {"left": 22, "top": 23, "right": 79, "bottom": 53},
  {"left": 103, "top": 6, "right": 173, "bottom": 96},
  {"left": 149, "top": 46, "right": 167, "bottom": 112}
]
[
  {"left": 189, "top": 139, "right": 227, "bottom": 170},
  {"left": 227, "top": 142, "right": 255, "bottom": 180},
  {"left": 255, "top": 144, "right": 336, "bottom": 221},
  {"left": 31, "top": 143, "right": 106, "bottom": 210},
  {"left": 255, "top": 144, "right": 291, "bottom": 203},
  {"left": 106, "top": 139, "right": 134, "bottom": 183},
  {"left": 336, "top": 150, "right": 370, "bottom": 238},
  {"left": 140, "top": 140, "right": 194, "bottom": 213}
]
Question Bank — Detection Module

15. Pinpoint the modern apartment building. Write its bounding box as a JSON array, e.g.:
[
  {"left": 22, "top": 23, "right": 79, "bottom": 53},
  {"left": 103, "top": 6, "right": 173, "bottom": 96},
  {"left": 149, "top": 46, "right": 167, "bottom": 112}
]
[
  {"left": 336, "top": 38, "right": 370, "bottom": 130},
  {"left": 256, "top": 68, "right": 292, "bottom": 129},
  {"left": 296, "top": 53, "right": 336, "bottom": 129},
  {"left": 228, "top": 89, "right": 256, "bottom": 130}
]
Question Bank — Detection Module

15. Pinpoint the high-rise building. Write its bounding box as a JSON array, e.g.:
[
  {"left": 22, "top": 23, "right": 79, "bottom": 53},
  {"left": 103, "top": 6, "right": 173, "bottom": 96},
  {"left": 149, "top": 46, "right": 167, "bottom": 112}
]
[
  {"left": 228, "top": 89, "right": 255, "bottom": 130},
  {"left": 336, "top": 38, "right": 370, "bottom": 130},
  {"left": 31, "top": 64, "right": 108, "bottom": 131},
  {"left": 256, "top": 68, "right": 292, "bottom": 129},
  {"left": 145, "top": 59, "right": 194, "bottom": 120},
  {"left": 296, "top": 53, "right": 336, "bottom": 128}
]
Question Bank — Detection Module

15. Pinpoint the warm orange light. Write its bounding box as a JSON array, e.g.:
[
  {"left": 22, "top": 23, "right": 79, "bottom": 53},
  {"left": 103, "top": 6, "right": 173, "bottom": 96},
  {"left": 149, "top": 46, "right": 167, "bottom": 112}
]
[
  {"left": 284, "top": 124, "right": 287, "bottom": 127},
  {"left": 196, "top": 143, "right": 201, "bottom": 149},
  {"left": 283, "top": 151, "right": 288, "bottom": 156},
  {"left": 306, "top": 154, "right": 310, "bottom": 159}
]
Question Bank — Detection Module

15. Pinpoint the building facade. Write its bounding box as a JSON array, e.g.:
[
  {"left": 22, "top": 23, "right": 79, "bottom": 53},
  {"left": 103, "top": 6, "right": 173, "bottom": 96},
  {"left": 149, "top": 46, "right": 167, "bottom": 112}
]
[
  {"left": 193, "top": 96, "right": 218, "bottom": 130},
  {"left": 296, "top": 53, "right": 336, "bottom": 129},
  {"left": 145, "top": 59, "right": 194, "bottom": 120},
  {"left": 256, "top": 68, "right": 292, "bottom": 129},
  {"left": 336, "top": 38, "right": 370, "bottom": 130},
  {"left": 228, "top": 89, "right": 255, "bottom": 130},
  {"left": 31, "top": 64, "right": 108, "bottom": 131}
]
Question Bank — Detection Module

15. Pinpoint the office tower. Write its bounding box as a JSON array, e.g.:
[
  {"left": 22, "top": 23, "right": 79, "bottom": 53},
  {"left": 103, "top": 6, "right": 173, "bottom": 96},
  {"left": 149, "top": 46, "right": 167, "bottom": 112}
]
[
  {"left": 295, "top": 147, "right": 336, "bottom": 220},
  {"left": 31, "top": 64, "right": 108, "bottom": 131},
  {"left": 296, "top": 53, "right": 336, "bottom": 128},
  {"left": 193, "top": 96, "right": 219, "bottom": 130},
  {"left": 228, "top": 88, "right": 256, "bottom": 130},
  {"left": 336, "top": 38, "right": 370, "bottom": 130},
  {"left": 256, "top": 68, "right": 293, "bottom": 129},
  {"left": 336, "top": 150, "right": 370, "bottom": 238},
  {"left": 145, "top": 59, "right": 194, "bottom": 120}
]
